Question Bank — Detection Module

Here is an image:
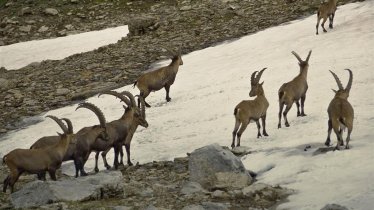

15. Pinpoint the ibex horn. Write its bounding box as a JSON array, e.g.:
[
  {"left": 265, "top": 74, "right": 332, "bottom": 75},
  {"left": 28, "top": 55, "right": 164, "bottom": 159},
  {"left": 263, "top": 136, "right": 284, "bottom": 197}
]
[
  {"left": 46, "top": 115, "right": 68, "bottom": 134},
  {"left": 329, "top": 70, "right": 344, "bottom": 90}
]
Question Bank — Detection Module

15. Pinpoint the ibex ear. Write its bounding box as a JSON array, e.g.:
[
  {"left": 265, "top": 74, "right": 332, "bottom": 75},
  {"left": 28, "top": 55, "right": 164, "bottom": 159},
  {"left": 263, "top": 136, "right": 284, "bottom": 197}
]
[
  {"left": 260, "top": 81, "right": 264, "bottom": 86},
  {"left": 57, "top": 132, "right": 62, "bottom": 137},
  {"left": 331, "top": 89, "right": 337, "bottom": 93}
]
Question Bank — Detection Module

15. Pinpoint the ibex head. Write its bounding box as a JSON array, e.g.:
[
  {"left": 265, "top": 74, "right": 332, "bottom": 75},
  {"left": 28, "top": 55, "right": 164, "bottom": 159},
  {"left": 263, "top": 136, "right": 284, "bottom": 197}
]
[
  {"left": 329, "top": 69, "right": 353, "bottom": 99},
  {"left": 292, "top": 50, "right": 312, "bottom": 70},
  {"left": 164, "top": 46, "right": 183, "bottom": 66},
  {"left": 133, "top": 95, "right": 148, "bottom": 128},
  {"left": 249, "top": 68, "right": 266, "bottom": 97}
]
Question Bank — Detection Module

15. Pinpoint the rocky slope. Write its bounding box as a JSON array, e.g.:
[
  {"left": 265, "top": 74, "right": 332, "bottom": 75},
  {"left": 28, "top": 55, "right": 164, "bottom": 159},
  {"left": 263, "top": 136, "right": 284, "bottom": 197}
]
[{"left": 0, "top": 0, "right": 363, "bottom": 134}]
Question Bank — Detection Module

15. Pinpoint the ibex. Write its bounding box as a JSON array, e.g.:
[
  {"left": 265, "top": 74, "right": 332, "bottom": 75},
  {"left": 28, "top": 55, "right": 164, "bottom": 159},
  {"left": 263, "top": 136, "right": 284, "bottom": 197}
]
[
  {"left": 30, "top": 103, "right": 108, "bottom": 178},
  {"left": 278, "top": 50, "right": 312, "bottom": 129},
  {"left": 96, "top": 90, "right": 148, "bottom": 170},
  {"left": 325, "top": 69, "right": 354, "bottom": 150},
  {"left": 232, "top": 68, "right": 269, "bottom": 149},
  {"left": 133, "top": 47, "right": 183, "bottom": 107},
  {"left": 316, "top": 0, "right": 338, "bottom": 35},
  {"left": 2, "top": 116, "right": 73, "bottom": 193}
]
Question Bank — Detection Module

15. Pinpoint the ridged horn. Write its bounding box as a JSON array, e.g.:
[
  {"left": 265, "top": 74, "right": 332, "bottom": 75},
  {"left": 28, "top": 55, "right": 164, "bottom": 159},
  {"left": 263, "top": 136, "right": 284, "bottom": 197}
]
[
  {"left": 345, "top": 68, "right": 353, "bottom": 92},
  {"left": 329, "top": 70, "right": 344, "bottom": 90},
  {"left": 61, "top": 118, "right": 73, "bottom": 134},
  {"left": 250, "top": 71, "right": 258, "bottom": 85},
  {"left": 76, "top": 103, "right": 106, "bottom": 128},
  {"left": 46, "top": 115, "right": 68, "bottom": 134},
  {"left": 255, "top": 68, "right": 267, "bottom": 84},
  {"left": 291, "top": 51, "right": 303, "bottom": 63},
  {"left": 98, "top": 90, "right": 131, "bottom": 107},
  {"left": 121, "top": 91, "right": 136, "bottom": 107},
  {"left": 305, "top": 50, "right": 312, "bottom": 62}
]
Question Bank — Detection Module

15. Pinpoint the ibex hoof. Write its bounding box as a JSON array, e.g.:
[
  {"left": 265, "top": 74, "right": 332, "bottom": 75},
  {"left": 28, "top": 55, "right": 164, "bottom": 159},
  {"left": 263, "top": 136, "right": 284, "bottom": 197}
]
[
  {"left": 231, "top": 144, "right": 235, "bottom": 149},
  {"left": 105, "top": 165, "right": 111, "bottom": 170},
  {"left": 128, "top": 162, "right": 134, "bottom": 166},
  {"left": 166, "top": 97, "right": 171, "bottom": 102},
  {"left": 285, "top": 123, "right": 290, "bottom": 127},
  {"left": 94, "top": 168, "right": 99, "bottom": 173},
  {"left": 324, "top": 141, "right": 330, "bottom": 147},
  {"left": 323, "top": 30, "right": 327, "bottom": 33},
  {"left": 81, "top": 172, "right": 88, "bottom": 177},
  {"left": 301, "top": 113, "right": 307, "bottom": 117},
  {"left": 345, "top": 146, "right": 350, "bottom": 149},
  {"left": 263, "top": 132, "right": 269, "bottom": 136},
  {"left": 278, "top": 124, "right": 281, "bottom": 129}
]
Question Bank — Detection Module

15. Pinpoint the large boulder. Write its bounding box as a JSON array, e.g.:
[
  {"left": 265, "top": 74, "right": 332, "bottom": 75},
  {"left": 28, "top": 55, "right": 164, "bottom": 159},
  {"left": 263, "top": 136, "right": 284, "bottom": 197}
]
[
  {"left": 11, "top": 171, "right": 124, "bottom": 209},
  {"left": 128, "top": 15, "right": 159, "bottom": 36},
  {"left": 189, "top": 143, "right": 252, "bottom": 190}
]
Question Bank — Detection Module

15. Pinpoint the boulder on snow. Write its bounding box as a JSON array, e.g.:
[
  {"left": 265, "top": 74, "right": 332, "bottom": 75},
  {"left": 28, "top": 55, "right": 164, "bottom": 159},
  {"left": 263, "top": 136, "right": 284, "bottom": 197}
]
[
  {"left": 10, "top": 171, "right": 124, "bottom": 209},
  {"left": 189, "top": 143, "right": 252, "bottom": 190},
  {"left": 321, "top": 204, "right": 349, "bottom": 210}
]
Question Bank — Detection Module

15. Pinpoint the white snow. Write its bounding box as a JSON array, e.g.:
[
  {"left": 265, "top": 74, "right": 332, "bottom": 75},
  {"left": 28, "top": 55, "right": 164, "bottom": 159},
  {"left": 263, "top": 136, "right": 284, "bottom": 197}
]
[
  {"left": 0, "top": 26, "right": 128, "bottom": 70},
  {"left": 1, "top": 1, "right": 374, "bottom": 209}
]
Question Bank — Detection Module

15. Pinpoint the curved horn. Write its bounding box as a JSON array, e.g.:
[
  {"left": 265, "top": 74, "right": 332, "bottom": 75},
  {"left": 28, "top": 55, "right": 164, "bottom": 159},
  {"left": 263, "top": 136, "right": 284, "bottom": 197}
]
[
  {"left": 98, "top": 90, "right": 131, "bottom": 107},
  {"left": 255, "top": 67, "right": 267, "bottom": 84},
  {"left": 76, "top": 103, "right": 106, "bottom": 128},
  {"left": 344, "top": 68, "right": 353, "bottom": 92},
  {"left": 305, "top": 50, "right": 312, "bottom": 62},
  {"left": 250, "top": 71, "right": 258, "bottom": 85},
  {"left": 329, "top": 70, "right": 344, "bottom": 90},
  {"left": 46, "top": 115, "right": 68, "bottom": 134},
  {"left": 121, "top": 91, "right": 136, "bottom": 107},
  {"left": 61, "top": 118, "right": 73, "bottom": 134},
  {"left": 291, "top": 51, "right": 303, "bottom": 63}
]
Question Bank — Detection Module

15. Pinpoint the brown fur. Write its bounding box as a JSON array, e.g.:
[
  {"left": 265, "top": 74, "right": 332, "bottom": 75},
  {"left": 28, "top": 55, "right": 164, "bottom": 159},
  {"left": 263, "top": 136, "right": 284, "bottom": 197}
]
[
  {"left": 278, "top": 50, "right": 312, "bottom": 129},
  {"left": 232, "top": 68, "right": 269, "bottom": 148},
  {"left": 325, "top": 69, "right": 354, "bottom": 150},
  {"left": 134, "top": 49, "right": 183, "bottom": 107},
  {"left": 3, "top": 117, "right": 73, "bottom": 193},
  {"left": 316, "top": 0, "right": 338, "bottom": 35},
  {"left": 95, "top": 91, "right": 148, "bottom": 171}
]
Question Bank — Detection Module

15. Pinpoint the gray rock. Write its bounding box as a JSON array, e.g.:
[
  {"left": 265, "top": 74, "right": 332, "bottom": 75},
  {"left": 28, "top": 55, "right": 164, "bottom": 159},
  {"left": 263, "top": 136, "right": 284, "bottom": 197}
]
[
  {"left": 70, "top": 0, "right": 79, "bottom": 3},
  {"left": 180, "top": 181, "right": 207, "bottom": 195},
  {"left": 211, "top": 190, "right": 229, "bottom": 198},
  {"left": 231, "top": 146, "right": 251, "bottom": 156},
  {"left": 180, "top": 6, "right": 192, "bottom": 11},
  {"left": 189, "top": 143, "right": 252, "bottom": 190},
  {"left": 113, "top": 206, "right": 133, "bottom": 210},
  {"left": 128, "top": 16, "right": 159, "bottom": 36},
  {"left": 20, "top": 7, "right": 33, "bottom": 16},
  {"left": 215, "top": 172, "right": 250, "bottom": 189},
  {"left": 182, "top": 205, "right": 205, "bottom": 210},
  {"left": 11, "top": 171, "right": 124, "bottom": 209},
  {"left": 38, "top": 26, "right": 49, "bottom": 33},
  {"left": 201, "top": 202, "right": 229, "bottom": 210},
  {"left": 0, "top": 78, "right": 15, "bottom": 90},
  {"left": 19, "top": 25, "right": 32, "bottom": 33},
  {"left": 321, "top": 204, "right": 349, "bottom": 210},
  {"left": 44, "top": 8, "right": 59, "bottom": 16},
  {"left": 56, "top": 88, "right": 70, "bottom": 96}
]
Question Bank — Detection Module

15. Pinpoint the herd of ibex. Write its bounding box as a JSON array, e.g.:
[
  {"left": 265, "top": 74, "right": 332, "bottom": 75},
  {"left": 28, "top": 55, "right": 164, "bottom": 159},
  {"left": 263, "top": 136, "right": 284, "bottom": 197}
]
[{"left": 2, "top": 0, "right": 354, "bottom": 193}]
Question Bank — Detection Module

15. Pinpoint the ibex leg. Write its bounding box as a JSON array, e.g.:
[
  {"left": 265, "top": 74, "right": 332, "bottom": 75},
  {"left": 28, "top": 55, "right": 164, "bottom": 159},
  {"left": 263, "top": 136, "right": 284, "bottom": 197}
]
[
  {"left": 333, "top": 124, "right": 343, "bottom": 150},
  {"left": 236, "top": 121, "right": 249, "bottom": 147},
  {"left": 325, "top": 119, "right": 332, "bottom": 146},
  {"left": 113, "top": 146, "right": 120, "bottom": 169},
  {"left": 94, "top": 152, "right": 100, "bottom": 172},
  {"left": 300, "top": 95, "right": 307, "bottom": 116},
  {"left": 124, "top": 143, "right": 133, "bottom": 166},
  {"left": 296, "top": 101, "right": 301, "bottom": 117},
  {"left": 9, "top": 169, "right": 22, "bottom": 193},
  {"left": 140, "top": 91, "right": 151, "bottom": 108},
  {"left": 256, "top": 120, "right": 262, "bottom": 138},
  {"left": 48, "top": 168, "right": 57, "bottom": 181},
  {"left": 232, "top": 120, "right": 240, "bottom": 148},
  {"left": 261, "top": 115, "right": 268, "bottom": 136},
  {"left": 3, "top": 175, "right": 10, "bottom": 193},
  {"left": 345, "top": 128, "right": 352, "bottom": 149},
  {"left": 101, "top": 148, "right": 112, "bottom": 170},
  {"left": 278, "top": 103, "right": 285, "bottom": 129},
  {"left": 321, "top": 17, "right": 328, "bottom": 33},
  {"left": 37, "top": 172, "right": 47, "bottom": 181},
  {"left": 283, "top": 103, "right": 292, "bottom": 127},
  {"left": 316, "top": 16, "right": 321, "bottom": 35},
  {"left": 165, "top": 84, "right": 171, "bottom": 102},
  {"left": 119, "top": 146, "right": 124, "bottom": 165},
  {"left": 329, "top": 13, "right": 335, "bottom": 29}
]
